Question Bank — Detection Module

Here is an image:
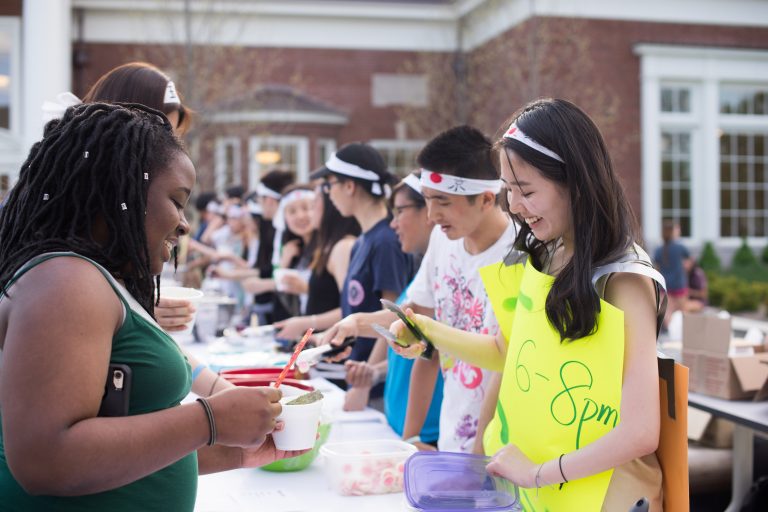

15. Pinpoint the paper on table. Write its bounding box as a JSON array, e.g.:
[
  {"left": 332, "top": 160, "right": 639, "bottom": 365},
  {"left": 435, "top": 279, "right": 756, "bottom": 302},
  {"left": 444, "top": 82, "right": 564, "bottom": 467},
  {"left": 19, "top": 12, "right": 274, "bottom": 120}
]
[{"left": 235, "top": 489, "right": 310, "bottom": 511}]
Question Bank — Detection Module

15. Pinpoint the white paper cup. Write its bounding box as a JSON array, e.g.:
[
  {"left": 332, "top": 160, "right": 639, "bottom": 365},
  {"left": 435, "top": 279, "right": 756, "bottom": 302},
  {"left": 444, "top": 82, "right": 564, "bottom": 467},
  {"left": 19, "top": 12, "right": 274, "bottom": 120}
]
[
  {"left": 272, "top": 396, "right": 323, "bottom": 451},
  {"left": 273, "top": 268, "right": 301, "bottom": 292},
  {"left": 159, "top": 286, "right": 204, "bottom": 333}
]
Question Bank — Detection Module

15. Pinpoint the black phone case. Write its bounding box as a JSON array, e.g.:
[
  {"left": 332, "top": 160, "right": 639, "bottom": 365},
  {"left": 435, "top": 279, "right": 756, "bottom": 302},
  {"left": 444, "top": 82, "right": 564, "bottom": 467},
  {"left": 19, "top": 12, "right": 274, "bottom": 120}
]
[{"left": 98, "top": 364, "right": 132, "bottom": 417}]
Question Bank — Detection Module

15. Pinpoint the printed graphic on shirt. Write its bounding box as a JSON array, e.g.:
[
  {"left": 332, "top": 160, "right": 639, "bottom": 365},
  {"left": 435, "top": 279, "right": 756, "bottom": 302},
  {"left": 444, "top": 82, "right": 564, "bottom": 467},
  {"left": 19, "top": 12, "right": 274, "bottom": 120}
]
[{"left": 346, "top": 279, "right": 365, "bottom": 307}]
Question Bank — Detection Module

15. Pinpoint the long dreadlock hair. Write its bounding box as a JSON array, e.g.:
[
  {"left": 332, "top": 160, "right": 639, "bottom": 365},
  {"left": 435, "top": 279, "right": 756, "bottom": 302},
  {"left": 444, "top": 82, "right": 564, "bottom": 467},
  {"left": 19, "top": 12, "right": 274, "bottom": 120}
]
[{"left": 0, "top": 102, "right": 185, "bottom": 316}]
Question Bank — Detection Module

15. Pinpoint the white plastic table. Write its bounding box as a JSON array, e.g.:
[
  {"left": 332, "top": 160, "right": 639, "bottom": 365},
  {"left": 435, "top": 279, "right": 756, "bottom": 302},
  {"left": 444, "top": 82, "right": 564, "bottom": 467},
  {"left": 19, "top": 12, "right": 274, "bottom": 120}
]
[{"left": 194, "top": 381, "right": 407, "bottom": 511}]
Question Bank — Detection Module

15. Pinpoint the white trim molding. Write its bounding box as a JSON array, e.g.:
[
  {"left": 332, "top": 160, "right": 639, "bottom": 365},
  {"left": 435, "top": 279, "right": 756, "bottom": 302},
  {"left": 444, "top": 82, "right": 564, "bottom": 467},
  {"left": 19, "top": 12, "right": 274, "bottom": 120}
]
[
  {"left": 72, "top": 1, "right": 768, "bottom": 52},
  {"left": 208, "top": 110, "right": 347, "bottom": 126}
]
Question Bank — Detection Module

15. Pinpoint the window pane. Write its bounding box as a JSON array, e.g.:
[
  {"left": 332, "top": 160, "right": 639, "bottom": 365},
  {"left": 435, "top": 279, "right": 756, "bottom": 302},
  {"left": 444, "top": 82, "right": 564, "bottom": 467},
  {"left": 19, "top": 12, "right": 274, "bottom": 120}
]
[
  {"left": 721, "top": 85, "right": 768, "bottom": 116},
  {"left": 680, "top": 188, "right": 690, "bottom": 209},
  {"left": 679, "top": 216, "right": 691, "bottom": 237},
  {"left": 720, "top": 134, "right": 731, "bottom": 156},
  {"left": 721, "top": 188, "right": 732, "bottom": 209},
  {"left": 738, "top": 189, "right": 749, "bottom": 208},
  {"left": 738, "top": 161, "right": 749, "bottom": 182},
  {"left": 721, "top": 216, "right": 732, "bottom": 236},
  {"left": 661, "top": 89, "right": 673, "bottom": 112},
  {"left": 662, "top": 161, "right": 673, "bottom": 182},
  {"left": 660, "top": 131, "right": 692, "bottom": 235},
  {"left": 679, "top": 89, "right": 691, "bottom": 113},
  {"left": 756, "top": 162, "right": 765, "bottom": 184},
  {"left": 661, "top": 133, "right": 672, "bottom": 156},
  {"left": 754, "top": 216, "right": 765, "bottom": 236},
  {"left": 719, "top": 131, "right": 768, "bottom": 237},
  {"left": 679, "top": 133, "right": 691, "bottom": 154}
]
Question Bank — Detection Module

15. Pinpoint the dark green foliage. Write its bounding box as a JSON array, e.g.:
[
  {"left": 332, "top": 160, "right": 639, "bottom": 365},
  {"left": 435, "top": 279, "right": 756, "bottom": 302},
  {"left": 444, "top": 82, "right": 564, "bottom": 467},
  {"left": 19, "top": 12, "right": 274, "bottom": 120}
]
[{"left": 699, "top": 241, "right": 721, "bottom": 272}]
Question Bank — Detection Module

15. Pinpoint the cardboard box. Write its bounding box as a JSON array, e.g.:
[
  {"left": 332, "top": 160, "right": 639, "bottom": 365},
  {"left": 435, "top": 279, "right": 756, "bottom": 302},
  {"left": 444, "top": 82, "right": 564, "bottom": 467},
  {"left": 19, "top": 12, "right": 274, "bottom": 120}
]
[
  {"left": 687, "top": 407, "right": 734, "bottom": 448},
  {"left": 682, "top": 312, "right": 768, "bottom": 400}
]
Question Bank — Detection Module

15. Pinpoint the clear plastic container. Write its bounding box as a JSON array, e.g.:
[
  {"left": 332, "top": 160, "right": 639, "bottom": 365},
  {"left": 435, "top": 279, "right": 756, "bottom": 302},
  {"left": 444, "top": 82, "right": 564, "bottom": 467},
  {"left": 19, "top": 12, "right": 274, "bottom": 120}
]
[
  {"left": 404, "top": 452, "right": 521, "bottom": 511},
  {"left": 319, "top": 439, "right": 418, "bottom": 496}
]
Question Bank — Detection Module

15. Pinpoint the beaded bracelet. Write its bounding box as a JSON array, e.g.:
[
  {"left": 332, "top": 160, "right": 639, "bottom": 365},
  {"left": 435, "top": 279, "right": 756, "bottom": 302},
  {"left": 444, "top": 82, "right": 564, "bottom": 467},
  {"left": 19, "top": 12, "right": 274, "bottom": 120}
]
[{"left": 196, "top": 397, "right": 217, "bottom": 446}]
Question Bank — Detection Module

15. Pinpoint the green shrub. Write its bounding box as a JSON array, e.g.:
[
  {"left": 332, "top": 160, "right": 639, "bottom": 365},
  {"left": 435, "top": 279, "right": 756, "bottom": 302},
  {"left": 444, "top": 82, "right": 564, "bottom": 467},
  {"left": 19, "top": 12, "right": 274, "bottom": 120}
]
[
  {"left": 732, "top": 238, "right": 758, "bottom": 267},
  {"left": 762, "top": 244, "right": 768, "bottom": 265},
  {"left": 699, "top": 241, "right": 721, "bottom": 272}
]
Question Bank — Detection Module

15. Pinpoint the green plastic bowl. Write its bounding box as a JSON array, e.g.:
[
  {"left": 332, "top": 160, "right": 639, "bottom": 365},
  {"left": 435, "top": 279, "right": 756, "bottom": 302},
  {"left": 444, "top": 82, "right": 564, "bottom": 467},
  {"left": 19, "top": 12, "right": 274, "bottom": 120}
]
[{"left": 260, "top": 422, "right": 332, "bottom": 472}]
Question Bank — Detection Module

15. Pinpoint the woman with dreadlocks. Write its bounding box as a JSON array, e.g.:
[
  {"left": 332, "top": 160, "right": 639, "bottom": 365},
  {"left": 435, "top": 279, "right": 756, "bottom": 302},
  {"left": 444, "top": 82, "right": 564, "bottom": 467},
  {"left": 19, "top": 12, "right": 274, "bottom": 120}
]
[{"left": 0, "top": 103, "right": 305, "bottom": 510}]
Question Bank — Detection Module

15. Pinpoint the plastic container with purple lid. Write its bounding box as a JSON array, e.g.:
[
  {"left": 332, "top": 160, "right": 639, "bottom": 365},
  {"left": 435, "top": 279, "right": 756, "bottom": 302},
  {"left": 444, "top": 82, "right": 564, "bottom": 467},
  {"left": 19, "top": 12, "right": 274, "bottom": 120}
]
[{"left": 404, "top": 452, "right": 521, "bottom": 511}]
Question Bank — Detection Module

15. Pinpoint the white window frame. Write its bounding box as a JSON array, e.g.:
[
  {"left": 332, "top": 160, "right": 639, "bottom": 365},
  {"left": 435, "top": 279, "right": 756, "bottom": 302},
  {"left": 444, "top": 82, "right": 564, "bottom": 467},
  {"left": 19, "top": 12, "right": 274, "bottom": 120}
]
[
  {"left": 369, "top": 139, "right": 425, "bottom": 177},
  {"left": 636, "top": 45, "right": 768, "bottom": 248},
  {"left": 316, "top": 138, "right": 336, "bottom": 168},
  {"left": 248, "top": 135, "right": 309, "bottom": 188},
  {"left": 214, "top": 137, "right": 242, "bottom": 195}
]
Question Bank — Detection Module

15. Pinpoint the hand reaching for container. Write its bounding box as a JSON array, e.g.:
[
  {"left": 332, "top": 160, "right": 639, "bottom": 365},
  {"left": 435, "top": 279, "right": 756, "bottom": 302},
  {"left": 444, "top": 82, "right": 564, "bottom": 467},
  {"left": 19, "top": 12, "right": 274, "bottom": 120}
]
[{"left": 485, "top": 443, "right": 538, "bottom": 488}]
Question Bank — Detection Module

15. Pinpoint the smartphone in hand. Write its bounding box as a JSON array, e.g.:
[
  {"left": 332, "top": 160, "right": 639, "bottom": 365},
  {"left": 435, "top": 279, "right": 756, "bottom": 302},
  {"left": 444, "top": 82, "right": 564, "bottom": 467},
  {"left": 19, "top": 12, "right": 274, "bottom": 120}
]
[{"left": 379, "top": 299, "right": 435, "bottom": 359}]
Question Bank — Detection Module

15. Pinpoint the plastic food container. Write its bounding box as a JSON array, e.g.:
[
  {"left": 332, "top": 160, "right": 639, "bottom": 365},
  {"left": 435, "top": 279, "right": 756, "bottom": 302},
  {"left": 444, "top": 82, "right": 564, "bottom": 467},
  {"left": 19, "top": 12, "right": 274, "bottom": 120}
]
[
  {"left": 404, "top": 452, "right": 521, "bottom": 511},
  {"left": 319, "top": 439, "right": 417, "bottom": 496}
]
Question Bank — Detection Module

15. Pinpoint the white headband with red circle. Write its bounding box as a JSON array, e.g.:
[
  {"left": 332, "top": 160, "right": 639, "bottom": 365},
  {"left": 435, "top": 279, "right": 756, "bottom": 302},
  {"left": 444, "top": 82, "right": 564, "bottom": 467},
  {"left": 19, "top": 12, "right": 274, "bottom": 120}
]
[
  {"left": 419, "top": 170, "right": 502, "bottom": 195},
  {"left": 503, "top": 123, "right": 564, "bottom": 163}
]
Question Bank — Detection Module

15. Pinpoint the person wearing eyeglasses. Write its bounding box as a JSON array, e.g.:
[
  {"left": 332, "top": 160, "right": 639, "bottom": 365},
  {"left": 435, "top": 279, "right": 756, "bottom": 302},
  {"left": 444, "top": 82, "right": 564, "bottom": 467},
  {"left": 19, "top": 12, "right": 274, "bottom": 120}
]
[{"left": 309, "top": 143, "right": 415, "bottom": 383}]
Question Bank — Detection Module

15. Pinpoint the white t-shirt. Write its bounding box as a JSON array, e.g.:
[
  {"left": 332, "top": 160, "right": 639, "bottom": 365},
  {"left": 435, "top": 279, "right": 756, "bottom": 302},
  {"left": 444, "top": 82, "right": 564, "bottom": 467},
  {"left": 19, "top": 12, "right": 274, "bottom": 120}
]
[{"left": 408, "top": 221, "right": 517, "bottom": 452}]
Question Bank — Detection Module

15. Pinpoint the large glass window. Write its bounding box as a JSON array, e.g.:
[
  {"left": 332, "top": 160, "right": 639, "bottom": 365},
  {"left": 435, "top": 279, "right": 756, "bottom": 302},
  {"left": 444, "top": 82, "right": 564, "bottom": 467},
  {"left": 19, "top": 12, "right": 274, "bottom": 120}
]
[
  {"left": 249, "top": 136, "right": 309, "bottom": 187},
  {"left": 661, "top": 86, "right": 691, "bottom": 113},
  {"left": 720, "top": 85, "right": 768, "bottom": 116},
  {"left": 719, "top": 132, "right": 768, "bottom": 237},
  {"left": 660, "top": 131, "right": 692, "bottom": 236}
]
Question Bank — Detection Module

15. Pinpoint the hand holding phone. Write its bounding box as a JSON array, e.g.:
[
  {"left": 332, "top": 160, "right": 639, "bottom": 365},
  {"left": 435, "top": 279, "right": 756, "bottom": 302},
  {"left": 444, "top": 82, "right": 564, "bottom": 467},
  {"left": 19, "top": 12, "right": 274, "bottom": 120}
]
[{"left": 380, "top": 299, "right": 435, "bottom": 359}]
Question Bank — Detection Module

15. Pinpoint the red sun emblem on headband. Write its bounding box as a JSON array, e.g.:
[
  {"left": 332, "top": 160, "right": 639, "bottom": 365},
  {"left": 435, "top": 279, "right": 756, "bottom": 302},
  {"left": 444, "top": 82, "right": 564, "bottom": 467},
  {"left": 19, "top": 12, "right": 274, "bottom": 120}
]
[
  {"left": 506, "top": 126, "right": 517, "bottom": 136},
  {"left": 429, "top": 173, "right": 442, "bottom": 183}
]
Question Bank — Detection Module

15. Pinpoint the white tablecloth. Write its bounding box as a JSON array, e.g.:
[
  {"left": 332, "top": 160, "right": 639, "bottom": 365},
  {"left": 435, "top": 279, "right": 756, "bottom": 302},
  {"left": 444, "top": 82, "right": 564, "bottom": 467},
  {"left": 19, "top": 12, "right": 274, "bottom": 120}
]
[{"left": 195, "top": 382, "right": 408, "bottom": 511}]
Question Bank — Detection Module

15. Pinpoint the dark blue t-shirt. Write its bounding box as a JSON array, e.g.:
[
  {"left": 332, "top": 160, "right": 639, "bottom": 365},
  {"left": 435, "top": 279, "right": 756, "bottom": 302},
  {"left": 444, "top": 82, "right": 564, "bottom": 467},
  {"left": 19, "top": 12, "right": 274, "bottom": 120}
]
[
  {"left": 653, "top": 241, "right": 689, "bottom": 291},
  {"left": 342, "top": 218, "right": 414, "bottom": 362}
]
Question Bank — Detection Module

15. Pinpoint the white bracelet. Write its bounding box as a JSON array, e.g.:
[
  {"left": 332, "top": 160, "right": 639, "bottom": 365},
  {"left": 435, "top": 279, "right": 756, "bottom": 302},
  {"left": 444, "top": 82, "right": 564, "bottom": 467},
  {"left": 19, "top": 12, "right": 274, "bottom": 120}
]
[{"left": 403, "top": 435, "right": 422, "bottom": 445}]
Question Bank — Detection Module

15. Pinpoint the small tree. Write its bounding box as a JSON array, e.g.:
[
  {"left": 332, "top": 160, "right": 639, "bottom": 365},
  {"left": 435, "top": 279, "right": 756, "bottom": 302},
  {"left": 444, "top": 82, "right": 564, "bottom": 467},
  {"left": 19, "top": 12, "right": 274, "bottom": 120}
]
[
  {"left": 699, "top": 241, "right": 721, "bottom": 272},
  {"left": 730, "top": 238, "right": 768, "bottom": 282}
]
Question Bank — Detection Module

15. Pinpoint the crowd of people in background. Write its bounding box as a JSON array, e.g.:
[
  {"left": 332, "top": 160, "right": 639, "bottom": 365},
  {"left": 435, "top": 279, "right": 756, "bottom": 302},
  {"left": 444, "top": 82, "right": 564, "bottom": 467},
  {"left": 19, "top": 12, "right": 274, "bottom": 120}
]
[{"left": 0, "top": 59, "right": 705, "bottom": 511}]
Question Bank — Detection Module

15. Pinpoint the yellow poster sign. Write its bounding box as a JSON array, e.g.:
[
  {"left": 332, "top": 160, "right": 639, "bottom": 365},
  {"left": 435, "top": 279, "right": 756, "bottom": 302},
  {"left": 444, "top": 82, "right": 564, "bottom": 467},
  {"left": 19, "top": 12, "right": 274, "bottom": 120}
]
[{"left": 480, "top": 259, "right": 624, "bottom": 512}]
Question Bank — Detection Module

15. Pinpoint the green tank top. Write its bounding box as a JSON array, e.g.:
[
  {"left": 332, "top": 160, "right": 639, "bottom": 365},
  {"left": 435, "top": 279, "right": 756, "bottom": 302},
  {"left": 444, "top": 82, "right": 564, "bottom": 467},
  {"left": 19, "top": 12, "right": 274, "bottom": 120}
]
[{"left": 0, "top": 252, "right": 197, "bottom": 511}]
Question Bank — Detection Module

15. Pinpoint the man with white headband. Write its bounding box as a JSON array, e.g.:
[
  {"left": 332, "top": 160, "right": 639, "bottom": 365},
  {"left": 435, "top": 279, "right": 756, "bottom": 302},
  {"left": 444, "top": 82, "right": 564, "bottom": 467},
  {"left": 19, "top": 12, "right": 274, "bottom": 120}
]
[{"left": 398, "top": 125, "right": 516, "bottom": 453}]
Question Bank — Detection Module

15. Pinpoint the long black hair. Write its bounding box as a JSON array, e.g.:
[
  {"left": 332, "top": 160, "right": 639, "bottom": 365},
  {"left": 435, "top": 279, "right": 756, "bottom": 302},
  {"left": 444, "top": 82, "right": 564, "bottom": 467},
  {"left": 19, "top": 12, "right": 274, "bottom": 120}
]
[
  {"left": 497, "top": 98, "right": 638, "bottom": 341},
  {"left": 310, "top": 190, "right": 361, "bottom": 275},
  {"left": 0, "top": 102, "right": 185, "bottom": 315}
]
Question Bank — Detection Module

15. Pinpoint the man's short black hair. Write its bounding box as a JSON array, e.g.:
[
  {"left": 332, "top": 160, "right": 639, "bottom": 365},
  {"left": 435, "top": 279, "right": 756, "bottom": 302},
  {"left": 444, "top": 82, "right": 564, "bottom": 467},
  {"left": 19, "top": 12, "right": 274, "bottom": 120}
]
[{"left": 417, "top": 125, "right": 497, "bottom": 180}]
